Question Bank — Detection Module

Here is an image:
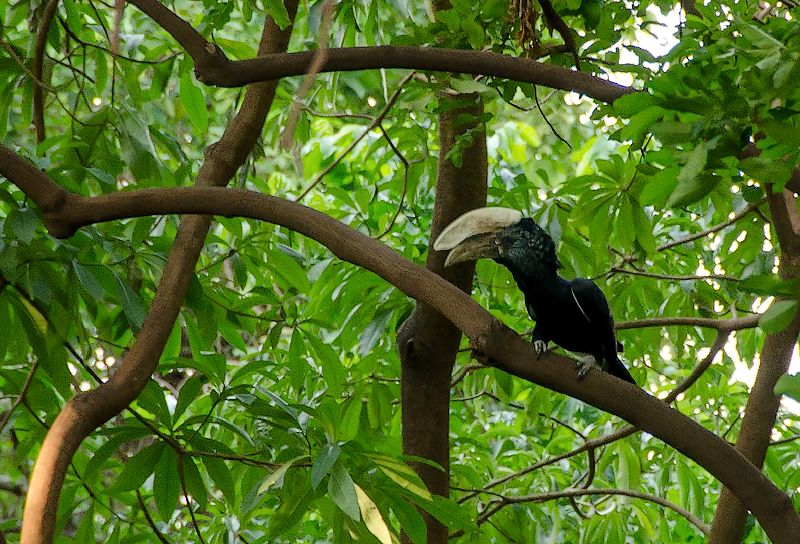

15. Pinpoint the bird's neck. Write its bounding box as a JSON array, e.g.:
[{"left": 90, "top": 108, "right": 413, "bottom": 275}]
[{"left": 510, "top": 269, "right": 567, "bottom": 298}]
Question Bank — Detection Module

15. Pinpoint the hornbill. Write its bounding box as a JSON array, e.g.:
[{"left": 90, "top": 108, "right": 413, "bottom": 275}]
[{"left": 434, "top": 207, "right": 636, "bottom": 384}]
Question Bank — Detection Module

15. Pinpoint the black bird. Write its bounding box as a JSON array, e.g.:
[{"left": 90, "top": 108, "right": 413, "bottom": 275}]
[{"left": 434, "top": 207, "right": 636, "bottom": 384}]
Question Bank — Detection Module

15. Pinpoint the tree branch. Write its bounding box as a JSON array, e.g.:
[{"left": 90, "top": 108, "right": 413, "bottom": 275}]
[
  {"left": 0, "top": 179, "right": 795, "bottom": 540},
  {"left": 33, "top": 0, "right": 60, "bottom": 142},
  {"left": 459, "top": 330, "right": 731, "bottom": 503},
  {"left": 478, "top": 487, "right": 709, "bottom": 535},
  {"left": 16, "top": 2, "right": 300, "bottom": 541},
  {"left": 616, "top": 315, "right": 759, "bottom": 331},
  {"left": 657, "top": 200, "right": 764, "bottom": 252},
  {"left": 126, "top": 0, "right": 228, "bottom": 74},
  {"left": 114, "top": 0, "right": 634, "bottom": 106}
]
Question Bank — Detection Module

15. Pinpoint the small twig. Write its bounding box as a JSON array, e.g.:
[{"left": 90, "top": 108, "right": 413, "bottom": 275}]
[
  {"left": 136, "top": 491, "right": 170, "bottom": 544},
  {"left": 658, "top": 200, "right": 764, "bottom": 251},
  {"left": 533, "top": 85, "right": 571, "bottom": 149},
  {"left": 450, "top": 363, "right": 486, "bottom": 387},
  {"left": 770, "top": 434, "right": 800, "bottom": 447},
  {"left": 33, "top": 0, "right": 60, "bottom": 142},
  {"left": 294, "top": 71, "right": 416, "bottom": 201},
  {"left": 178, "top": 455, "right": 208, "bottom": 544},
  {"left": 0, "top": 361, "right": 39, "bottom": 434},
  {"left": 610, "top": 267, "right": 739, "bottom": 283},
  {"left": 616, "top": 314, "right": 759, "bottom": 331},
  {"left": 476, "top": 487, "right": 709, "bottom": 534},
  {"left": 375, "top": 124, "right": 411, "bottom": 239}
]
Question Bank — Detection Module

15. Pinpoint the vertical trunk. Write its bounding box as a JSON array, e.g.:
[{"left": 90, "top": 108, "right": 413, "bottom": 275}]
[
  {"left": 709, "top": 191, "right": 800, "bottom": 543},
  {"left": 708, "top": 318, "right": 800, "bottom": 543},
  {"left": 398, "top": 95, "right": 487, "bottom": 543}
]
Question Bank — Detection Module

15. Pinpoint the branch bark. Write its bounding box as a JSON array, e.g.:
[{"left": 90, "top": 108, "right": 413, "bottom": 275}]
[
  {"left": 116, "top": 0, "right": 634, "bottom": 106},
  {"left": 397, "top": 94, "right": 487, "bottom": 542},
  {"left": 16, "top": 2, "right": 299, "bottom": 541},
  {"left": 1, "top": 175, "right": 797, "bottom": 541}
]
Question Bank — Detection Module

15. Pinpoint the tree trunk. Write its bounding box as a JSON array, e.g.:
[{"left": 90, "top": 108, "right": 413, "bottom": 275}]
[
  {"left": 398, "top": 95, "right": 487, "bottom": 543},
  {"left": 709, "top": 190, "right": 800, "bottom": 543}
]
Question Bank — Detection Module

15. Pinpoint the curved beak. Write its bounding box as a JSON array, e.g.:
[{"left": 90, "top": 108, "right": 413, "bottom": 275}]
[
  {"left": 433, "top": 207, "right": 523, "bottom": 267},
  {"left": 441, "top": 232, "right": 500, "bottom": 267}
]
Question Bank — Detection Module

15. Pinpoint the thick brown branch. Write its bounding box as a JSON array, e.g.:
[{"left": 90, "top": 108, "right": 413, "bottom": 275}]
[
  {"left": 126, "top": 0, "right": 229, "bottom": 74},
  {"left": 459, "top": 330, "right": 730, "bottom": 503},
  {"left": 5, "top": 183, "right": 796, "bottom": 540},
  {"left": 204, "top": 47, "right": 630, "bottom": 103},
  {"left": 125, "top": 0, "right": 630, "bottom": 103},
  {"left": 538, "top": 0, "right": 580, "bottom": 68},
  {"left": 18, "top": 3, "right": 299, "bottom": 542}
]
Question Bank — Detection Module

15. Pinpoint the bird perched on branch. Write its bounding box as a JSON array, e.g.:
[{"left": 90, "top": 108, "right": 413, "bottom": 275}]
[{"left": 434, "top": 207, "right": 636, "bottom": 384}]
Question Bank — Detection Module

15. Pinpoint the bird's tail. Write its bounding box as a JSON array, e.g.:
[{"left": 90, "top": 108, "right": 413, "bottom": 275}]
[{"left": 609, "top": 356, "right": 636, "bottom": 385}]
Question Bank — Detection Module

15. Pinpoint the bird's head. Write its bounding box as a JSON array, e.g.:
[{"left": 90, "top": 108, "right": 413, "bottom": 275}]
[{"left": 433, "top": 207, "right": 560, "bottom": 279}]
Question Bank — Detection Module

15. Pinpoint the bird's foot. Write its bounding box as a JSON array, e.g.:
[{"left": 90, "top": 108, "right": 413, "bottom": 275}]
[
  {"left": 532, "top": 340, "right": 548, "bottom": 359},
  {"left": 575, "top": 355, "right": 599, "bottom": 380}
]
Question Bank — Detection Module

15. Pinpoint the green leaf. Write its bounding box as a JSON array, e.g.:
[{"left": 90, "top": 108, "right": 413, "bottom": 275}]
[
  {"left": 649, "top": 121, "right": 694, "bottom": 144},
  {"left": 739, "top": 156, "right": 792, "bottom": 189},
  {"left": 739, "top": 274, "right": 800, "bottom": 297},
  {"left": 75, "top": 505, "right": 95, "bottom": 544},
  {"left": 115, "top": 274, "right": 146, "bottom": 330},
  {"left": 339, "top": 398, "right": 362, "bottom": 442},
  {"left": 259, "top": 458, "right": 300, "bottom": 494},
  {"left": 759, "top": 300, "right": 798, "bottom": 333},
  {"left": 391, "top": 497, "right": 427, "bottom": 544},
  {"left": 154, "top": 447, "right": 181, "bottom": 519},
  {"left": 358, "top": 309, "right": 393, "bottom": 356},
  {"left": 182, "top": 456, "right": 208, "bottom": 509},
  {"left": 774, "top": 373, "right": 800, "bottom": 402},
  {"left": 203, "top": 456, "right": 235, "bottom": 502},
  {"left": 174, "top": 374, "right": 203, "bottom": 420},
  {"left": 264, "top": 0, "right": 291, "bottom": 29},
  {"left": 72, "top": 261, "right": 104, "bottom": 301},
  {"left": 666, "top": 143, "right": 712, "bottom": 207},
  {"left": 6, "top": 208, "right": 38, "bottom": 243},
  {"left": 112, "top": 442, "right": 165, "bottom": 491},
  {"left": 179, "top": 71, "right": 208, "bottom": 133},
  {"left": 311, "top": 443, "right": 341, "bottom": 490},
  {"left": 137, "top": 379, "right": 172, "bottom": 427},
  {"left": 612, "top": 93, "right": 659, "bottom": 117},
  {"left": 328, "top": 461, "right": 360, "bottom": 521}
]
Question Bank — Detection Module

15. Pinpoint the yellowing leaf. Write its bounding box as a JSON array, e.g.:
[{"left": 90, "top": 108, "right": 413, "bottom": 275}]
[
  {"left": 379, "top": 467, "right": 432, "bottom": 501},
  {"left": 355, "top": 484, "right": 392, "bottom": 544},
  {"left": 259, "top": 457, "right": 301, "bottom": 494}
]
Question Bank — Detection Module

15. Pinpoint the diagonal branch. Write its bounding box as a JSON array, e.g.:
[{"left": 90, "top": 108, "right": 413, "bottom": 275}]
[
  {"left": 477, "top": 487, "right": 709, "bottom": 535},
  {"left": 459, "top": 330, "right": 731, "bottom": 503},
  {"left": 1, "top": 140, "right": 798, "bottom": 540},
  {"left": 126, "top": 0, "right": 228, "bottom": 74},
  {"left": 15, "top": 2, "right": 300, "bottom": 542}
]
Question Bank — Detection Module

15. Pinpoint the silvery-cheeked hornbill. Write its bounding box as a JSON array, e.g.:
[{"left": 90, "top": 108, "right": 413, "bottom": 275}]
[{"left": 434, "top": 207, "right": 636, "bottom": 384}]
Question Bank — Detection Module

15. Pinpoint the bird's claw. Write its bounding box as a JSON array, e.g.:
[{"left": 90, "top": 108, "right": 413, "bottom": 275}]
[
  {"left": 575, "top": 356, "right": 597, "bottom": 380},
  {"left": 532, "top": 340, "right": 547, "bottom": 359}
]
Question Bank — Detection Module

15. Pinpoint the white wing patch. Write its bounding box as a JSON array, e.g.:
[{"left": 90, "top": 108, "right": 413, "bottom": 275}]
[{"left": 570, "top": 286, "right": 592, "bottom": 324}]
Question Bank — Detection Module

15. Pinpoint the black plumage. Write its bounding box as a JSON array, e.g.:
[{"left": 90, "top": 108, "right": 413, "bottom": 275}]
[{"left": 435, "top": 209, "right": 636, "bottom": 384}]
